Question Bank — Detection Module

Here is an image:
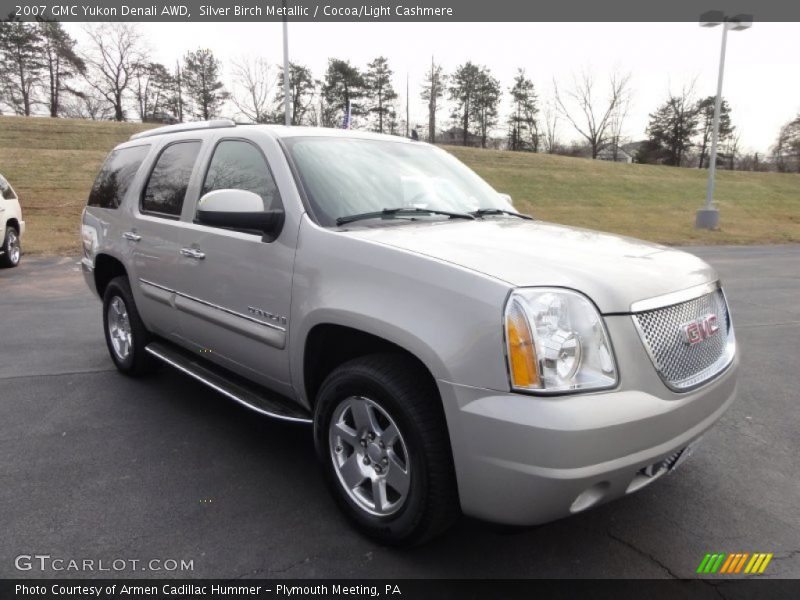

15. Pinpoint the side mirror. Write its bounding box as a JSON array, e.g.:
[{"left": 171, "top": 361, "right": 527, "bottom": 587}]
[{"left": 196, "top": 189, "right": 285, "bottom": 241}]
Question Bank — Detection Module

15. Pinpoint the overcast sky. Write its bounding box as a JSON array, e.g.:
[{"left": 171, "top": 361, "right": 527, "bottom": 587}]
[{"left": 67, "top": 22, "right": 800, "bottom": 152}]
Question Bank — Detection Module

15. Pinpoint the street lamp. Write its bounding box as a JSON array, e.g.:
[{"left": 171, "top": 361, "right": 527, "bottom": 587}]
[
  {"left": 695, "top": 11, "right": 752, "bottom": 230},
  {"left": 282, "top": 0, "right": 291, "bottom": 126}
]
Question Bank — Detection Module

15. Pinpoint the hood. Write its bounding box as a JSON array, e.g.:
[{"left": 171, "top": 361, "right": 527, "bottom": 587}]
[{"left": 343, "top": 219, "right": 717, "bottom": 314}]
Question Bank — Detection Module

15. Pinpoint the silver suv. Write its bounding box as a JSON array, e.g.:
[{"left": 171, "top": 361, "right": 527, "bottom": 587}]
[{"left": 81, "top": 120, "right": 738, "bottom": 545}]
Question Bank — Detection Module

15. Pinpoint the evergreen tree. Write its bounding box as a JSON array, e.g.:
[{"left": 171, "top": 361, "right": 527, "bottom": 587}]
[
  {"left": 474, "top": 67, "right": 501, "bottom": 148},
  {"left": 507, "top": 68, "right": 539, "bottom": 151},
  {"left": 364, "top": 56, "right": 397, "bottom": 134},
  {"left": 322, "top": 58, "right": 364, "bottom": 127},
  {"left": 644, "top": 91, "right": 700, "bottom": 166},
  {"left": 274, "top": 62, "right": 316, "bottom": 125},
  {"left": 695, "top": 96, "right": 734, "bottom": 168},
  {"left": 0, "top": 20, "right": 43, "bottom": 116},
  {"left": 448, "top": 61, "right": 482, "bottom": 146},
  {"left": 183, "top": 48, "right": 228, "bottom": 120},
  {"left": 38, "top": 21, "right": 84, "bottom": 117},
  {"left": 420, "top": 57, "right": 446, "bottom": 143}
]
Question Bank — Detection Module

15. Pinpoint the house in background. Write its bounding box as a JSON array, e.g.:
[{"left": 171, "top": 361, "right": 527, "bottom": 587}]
[
  {"left": 596, "top": 143, "right": 635, "bottom": 163},
  {"left": 436, "top": 127, "right": 484, "bottom": 147}
]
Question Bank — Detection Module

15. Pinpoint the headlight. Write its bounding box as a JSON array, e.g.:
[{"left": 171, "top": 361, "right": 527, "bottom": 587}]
[{"left": 504, "top": 288, "right": 617, "bottom": 393}]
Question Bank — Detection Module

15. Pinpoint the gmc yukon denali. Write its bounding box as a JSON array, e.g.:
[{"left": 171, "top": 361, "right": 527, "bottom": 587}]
[{"left": 81, "top": 120, "right": 738, "bottom": 545}]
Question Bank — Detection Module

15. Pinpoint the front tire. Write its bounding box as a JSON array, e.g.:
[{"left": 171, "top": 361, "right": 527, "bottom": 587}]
[
  {"left": 102, "top": 276, "right": 155, "bottom": 376},
  {"left": 314, "top": 354, "right": 459, "bottom": 546},
  {"left": 0, "top": 226, "right": 21, "bottom": 268}
]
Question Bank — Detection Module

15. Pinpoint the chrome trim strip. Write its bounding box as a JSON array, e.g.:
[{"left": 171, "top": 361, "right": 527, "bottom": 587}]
[
  {"left": 630, "top": 280, "right": 720, "bottom": 314},
  {"left": 138, "top": 277, "right": 286, "bottom": 332},
  {"left": 145, "top": 345, "right": 312, "bottom": 424}
]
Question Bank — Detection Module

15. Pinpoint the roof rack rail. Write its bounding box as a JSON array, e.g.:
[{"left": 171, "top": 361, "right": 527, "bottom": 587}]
[{"left": 130, "top": 118, "right": 236, "bottom": 141}]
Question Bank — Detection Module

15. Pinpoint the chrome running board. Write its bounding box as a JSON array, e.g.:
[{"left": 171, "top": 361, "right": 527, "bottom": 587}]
[{"left": 145, "top": 341, "right": 312, "bottom": 424}]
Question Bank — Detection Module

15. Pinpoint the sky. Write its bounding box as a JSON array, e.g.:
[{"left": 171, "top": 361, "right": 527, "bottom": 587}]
[{"left": 66, "top": 22, "right": 800, "bottom": 153}]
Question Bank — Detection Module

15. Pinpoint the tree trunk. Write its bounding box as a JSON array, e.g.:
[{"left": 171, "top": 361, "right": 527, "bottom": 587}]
[
  {"left": 462, "top": 99, "right": 469, "bottom": 146},
  {"left": 114, "top": 92, "right": 124, "bottom": 121},
  {"left": 378, "top": 91, "right": 383, "bottom": 134},
  {"left": 428, "top": 96, "right": 436, "bottom": 144}
]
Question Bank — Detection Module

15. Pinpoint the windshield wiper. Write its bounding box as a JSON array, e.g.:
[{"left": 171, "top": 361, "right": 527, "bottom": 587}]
[
  {"left": 470, "top": 208, "right": 534, "bottom": 220},
  {"left": 336, "top": 207, "right": 476, "bottom": 226}
]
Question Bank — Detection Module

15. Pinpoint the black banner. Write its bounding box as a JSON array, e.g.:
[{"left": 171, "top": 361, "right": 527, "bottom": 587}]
[
  {"left": 3, "top": 579, "right": 800, "bottom": 600},
  {"left": 2, "top": 0, "right": 800, "bottom": 23}
]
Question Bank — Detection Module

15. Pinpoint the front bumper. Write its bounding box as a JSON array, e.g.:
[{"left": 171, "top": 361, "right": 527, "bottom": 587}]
[{"left": 438, "top": 343, "right": 738, "bottom": 526}]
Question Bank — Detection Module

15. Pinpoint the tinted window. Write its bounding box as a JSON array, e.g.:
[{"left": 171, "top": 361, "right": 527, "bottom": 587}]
[
  {"left": 201, "top": 140, "right": 281, "bottom": 210},
  {"left": 87, "top": 145, "right": 150, "bottom": 208},
  {"left": 142, "top": 141, "right": 201, "bottom": 217}
]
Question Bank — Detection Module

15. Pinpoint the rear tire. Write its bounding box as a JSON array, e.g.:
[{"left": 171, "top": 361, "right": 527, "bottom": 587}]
[
  {"left": 0, "top": 226, "right": 21, "bottom": 268},
  {"left": 102, "top": 276, "right": 156, "bottom": 376},
  {"left": 314, "top": 354, "right": 459, "bottom": 546}
]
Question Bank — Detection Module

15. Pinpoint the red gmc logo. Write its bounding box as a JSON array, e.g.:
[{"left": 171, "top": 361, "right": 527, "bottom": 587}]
[{"left": 682, "top": 314, "right": 720, "bottom": 345}]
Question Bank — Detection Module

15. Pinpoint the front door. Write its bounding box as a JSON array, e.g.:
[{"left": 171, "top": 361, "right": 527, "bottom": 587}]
[{"left": 171, "top": 135, "right": 297, "bottom": 396}]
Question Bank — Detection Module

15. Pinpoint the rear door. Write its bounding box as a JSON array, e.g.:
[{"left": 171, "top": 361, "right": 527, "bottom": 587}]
[
  {"left": 170, "top": 134, "right": 298, "bottom": 396},
  {"left": 129, "top": 139, "right": 205, "bottom": 340}
]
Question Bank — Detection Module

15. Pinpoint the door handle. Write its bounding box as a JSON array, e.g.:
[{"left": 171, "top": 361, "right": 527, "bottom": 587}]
[
  {"left": 122, "top": 231, "right": 141, "bottom": 242},
  {"left": 180, "top": 247, "right": 205, "bottom": 260}
]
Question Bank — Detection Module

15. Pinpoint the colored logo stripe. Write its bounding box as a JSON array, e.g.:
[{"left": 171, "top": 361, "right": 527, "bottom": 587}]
[{"left": 697, "top": 552, "right": 773, "bottom": 575}]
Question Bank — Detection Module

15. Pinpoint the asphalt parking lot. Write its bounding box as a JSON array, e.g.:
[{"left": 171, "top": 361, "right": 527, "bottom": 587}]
[{"left": 1, "top": 245, "right": 798, "bottom": 580}]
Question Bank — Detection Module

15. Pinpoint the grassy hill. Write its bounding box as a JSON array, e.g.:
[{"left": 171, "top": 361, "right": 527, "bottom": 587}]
[{"left": 1, "top": 115, "right": 798, "bottom": 255}]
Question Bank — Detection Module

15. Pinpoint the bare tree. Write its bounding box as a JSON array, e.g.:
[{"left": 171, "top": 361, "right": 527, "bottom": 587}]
[
  {"left": 61, "top": 84, "right": 113, "bottom": 120},
  {"left": 230, "top": 56, "right": 273, "bottom": 123},
  {"left": 82, "top": 23, "right": 146, "bottom": 121},
  {"left": 554, "top": 69, "right": 631, "bottom": 159},
  {"left": 608, "top": 92, "right": 631, "bottom": 161},
  {"left": 541, "top": 98, "right": 559, "bottom": 153}
]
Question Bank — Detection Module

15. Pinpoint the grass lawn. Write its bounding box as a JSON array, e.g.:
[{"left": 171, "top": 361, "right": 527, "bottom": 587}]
[{"left": 1, "top": 115, "right": 798, "bottom": 255}]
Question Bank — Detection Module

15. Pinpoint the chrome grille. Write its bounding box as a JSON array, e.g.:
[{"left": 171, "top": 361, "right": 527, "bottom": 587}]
[{"left": 632, "top": 287, "right": 735, "bottom": 391}]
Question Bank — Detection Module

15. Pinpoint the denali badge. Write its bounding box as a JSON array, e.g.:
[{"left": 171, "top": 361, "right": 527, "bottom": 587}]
[
  {"left": 682, "top": 314, "right": 719, "bottom": 346},
  {"left": 247, "top": 306, "right": 287, "bottom": 325}
]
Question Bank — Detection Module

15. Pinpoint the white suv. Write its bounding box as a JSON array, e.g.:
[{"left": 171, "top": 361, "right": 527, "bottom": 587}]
[{"left": 0, "top": 173, "right": 24, "bottom": 268}]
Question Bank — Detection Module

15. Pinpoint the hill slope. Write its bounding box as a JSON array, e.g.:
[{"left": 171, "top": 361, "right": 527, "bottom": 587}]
[{"left": 1, "top": 115, "right": 797, "bottom": 255}]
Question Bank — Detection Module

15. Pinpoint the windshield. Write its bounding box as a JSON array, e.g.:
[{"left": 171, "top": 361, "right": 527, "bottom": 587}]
[{"left": 283, "top": 137, "right": 509, "bottom": 227}]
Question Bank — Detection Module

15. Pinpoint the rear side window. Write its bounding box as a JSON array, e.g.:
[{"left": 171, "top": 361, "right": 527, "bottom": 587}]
[
  {"left": 87, "top": 145, "right": 150, "bottom": 208},
  {"left": 142, "top": 141, "right": 201, "bottom": 217},
  {"left": 201, "top": 140, "right": 281, "bottom": 210}
]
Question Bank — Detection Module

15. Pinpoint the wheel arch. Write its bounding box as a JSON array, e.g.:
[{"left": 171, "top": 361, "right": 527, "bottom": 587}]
[
  {"left": 93, "top": 253, "right": 129, "bottom": 298},
  {"left": 301, "top": 321, "right": 444, "bottom": 409}
]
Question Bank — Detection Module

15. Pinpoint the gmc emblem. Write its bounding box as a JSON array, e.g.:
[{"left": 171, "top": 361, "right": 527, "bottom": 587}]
[{"left": 682, "top": 314, "right": 720, "bottom": 345}]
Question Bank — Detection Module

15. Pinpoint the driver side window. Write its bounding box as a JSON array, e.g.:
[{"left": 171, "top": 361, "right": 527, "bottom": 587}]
[{"left": 201, "top": 140, "right": 281, "bottom": 212}]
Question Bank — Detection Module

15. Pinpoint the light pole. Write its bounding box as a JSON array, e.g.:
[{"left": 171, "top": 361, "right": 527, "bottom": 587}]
[
  {"left": 282, "top": 0, "right": 291, "bottom": 126},
  {"left": 695, "top": 11, "right": 752, "bottom": 230}
]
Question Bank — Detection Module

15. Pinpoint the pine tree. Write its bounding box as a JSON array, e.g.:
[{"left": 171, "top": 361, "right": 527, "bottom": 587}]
[
  {"left": 420, "top": 58, "right": 445, "bottom": 143},
  {"left": 696, "top": 96, "right": 734, "bottom": 168},
  {"left": 183, "top": 48, "right": 228, "bottom": 120},
  {"left": 322, "top": 58, "right": 364, "bottom": 127},
  {"left": 364, "top": 56, "right": 397, "bottom": 134},
  {"left": 507, "top": 69, "right": 539, "bottom": 152},
  {"left": 0, "top": 20, "right": 43, "bottom": 116}
]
